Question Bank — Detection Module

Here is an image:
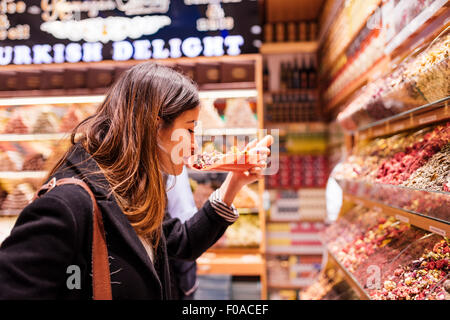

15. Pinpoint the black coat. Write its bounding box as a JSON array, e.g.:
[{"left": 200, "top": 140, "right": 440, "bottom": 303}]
[{"left": 0, "top": 144, "right": 231, "bottom": 299}]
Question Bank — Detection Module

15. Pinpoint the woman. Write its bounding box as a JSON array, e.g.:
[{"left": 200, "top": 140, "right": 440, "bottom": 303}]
[{"left": 0, "top": 62, "right": 269, "bottom": 299}]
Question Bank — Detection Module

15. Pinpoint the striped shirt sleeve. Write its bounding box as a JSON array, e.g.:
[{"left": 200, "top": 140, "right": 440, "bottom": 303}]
[{"left": 208, "top": 189, "right": 239, "bottom": 223}]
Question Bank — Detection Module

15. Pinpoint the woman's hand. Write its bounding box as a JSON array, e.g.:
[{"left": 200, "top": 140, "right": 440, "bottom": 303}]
[{"left": 218, "top": 138, "right": 271, "bottom": 206}]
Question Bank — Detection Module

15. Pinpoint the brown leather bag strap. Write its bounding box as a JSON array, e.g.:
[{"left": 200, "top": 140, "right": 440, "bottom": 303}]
[{"left": 34, "top": 177, "right": 112, "bottom": 300}]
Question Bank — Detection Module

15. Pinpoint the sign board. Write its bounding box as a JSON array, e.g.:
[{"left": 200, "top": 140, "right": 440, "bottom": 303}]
[{"left": 0, "top": 0, "right": 261, "bottom": 65}]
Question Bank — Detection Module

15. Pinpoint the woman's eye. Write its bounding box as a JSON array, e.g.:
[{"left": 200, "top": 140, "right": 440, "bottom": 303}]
[{"left": 188, "top": 129, "right": 195, "bottom": 134}]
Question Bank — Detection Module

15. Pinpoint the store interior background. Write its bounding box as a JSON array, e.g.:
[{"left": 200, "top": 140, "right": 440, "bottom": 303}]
[{"left": 0, "top": 0, "right": 448, "bottom": 300}]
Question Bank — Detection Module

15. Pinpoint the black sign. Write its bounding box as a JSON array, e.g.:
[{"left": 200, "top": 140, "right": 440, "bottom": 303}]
[{"left": 0, "top": 0, "right": 261, "bottom": 65}]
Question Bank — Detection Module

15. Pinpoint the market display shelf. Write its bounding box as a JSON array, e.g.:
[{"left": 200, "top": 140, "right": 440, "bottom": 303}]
[
  {"left": 385, "top": 0, "right": 450, "bottom": 56},
  {"left": 327, "top": 251, "right": 370, "bottom": 300},
  {"left": 196, "top": 252, "right": 264, "bottom": 276},
  {"left": 320, "top": 0, "right": 382, "bottom": 76},
  {"left": 355, "top": 96, "right": 450, "bottom": 141},
  {"left": 343, "top": 193, "right": 449, "bottom": 238},
  {"left": 267, "top": 282, "right": 311, "bottom": 290},
  {"left": 0, "top": 88, "right": 259, "bottom": 106},
  {"left": 264, "top": 122, "right": 327, "bottom": 133},
  {"left": 207, "top": 247, "right": 261, "bottom": 255},
  {"left": 195, "top": 127, "right": 258, "bottom": 136},
  {"left": 0, "top": 171, "right": 47, "bottom": 180},
  {"left": 325, "top": 55, "right": 390, "bottom": 113},
  {"left": 259, "top": 41, "right": 318, "bottom": 55},
  {"left": 265, "top": 248, "right": 324, "bottom": 256},
  {"left": 0, "top": 133, "right": 71, "bottom": 142}
]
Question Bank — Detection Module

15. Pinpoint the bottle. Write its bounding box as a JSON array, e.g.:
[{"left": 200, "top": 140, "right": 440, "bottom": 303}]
[
  {"left": 300, "top": 56, "right": 308, "bottom": 89},
  {"left": 280, "top": 62, "right": 287, "bottom": 91},
  {"left": 286, "top": 61, "right": 293, "bottom": 90},
  {"left": 308, "top": 55, "right": 317, "bottom": 89},
  {"left": 276, "top": 22, "right": 285, "bottom": 42},
  {"left": 309, "top": 21, "right": 318, "bottom": 41},
  {"left": 264, "top": 23, "right": 274, "bottom": 43},
  {"left": 287, "top": 21, "right": 296, "bottom": 42},
  {"left": 263, "top": 61, "right": 269, "bottom": 91},
  {"left": 292, "top": 58, "right": 300, "bottom": 89},
  {"left": 298, "top": 22, "right": 307, "bottom": 42}
]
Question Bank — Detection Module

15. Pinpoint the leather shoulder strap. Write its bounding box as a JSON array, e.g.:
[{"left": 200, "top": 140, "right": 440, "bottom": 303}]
[{"left": 35, "top": 177, "right": 112, "bottom": 300}]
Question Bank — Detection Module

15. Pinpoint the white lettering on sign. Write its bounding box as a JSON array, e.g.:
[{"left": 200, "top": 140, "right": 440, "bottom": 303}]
[
  {"left": 168, "top": 38, "right": 182, "bottom": 58},
  {"left": 182, "top": 37, "right": 203, "bottom": 58},
  {"left": 32, "top": 44, "right": 53, "bottom": 64},
  {"left": 0, "top": 35, "right": 245, "bottom": 65},
  {"left": 152, "top": 39, "right": 169, "bottom": 59},
  {"left": 203, "top": 36, "right": 224, "bottom": 57},
  {"left": 133, "top": 40, "right": 151, "bottom": 60},
  {"left": 82, "top": 42, "right": 103, "bottom": 62},
  {"left": 112, "top": 41, "right": 134, "bottom": 61}
]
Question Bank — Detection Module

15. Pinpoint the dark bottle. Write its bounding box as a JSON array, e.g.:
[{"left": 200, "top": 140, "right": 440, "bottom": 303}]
[
  {"left": 263, "top": 61, "right": 269, "bottom": 91},
  {"left": 292, "top": 59, "right": 300, "bottom": 89},
  {"left": 308, "top": 55, "right": 317, "bottom": 89},
  {"left": 280, "top": 62, "right": 286, "bottom": 91},
  {"left": 286, "top": 61, "right": 293, "bottom": 90},
  {"left": 300, "top": 56, "right": 308, "bottom": 89}
]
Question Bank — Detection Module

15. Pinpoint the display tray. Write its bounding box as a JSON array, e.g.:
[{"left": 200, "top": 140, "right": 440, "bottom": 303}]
[{"left": 336, "top": 178, "right": 450, "bottom": 226}]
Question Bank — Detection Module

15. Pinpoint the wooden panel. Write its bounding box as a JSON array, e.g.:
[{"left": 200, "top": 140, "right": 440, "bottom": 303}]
[{"left": 266, "top": 0, "right": 325, "bottom": 23}]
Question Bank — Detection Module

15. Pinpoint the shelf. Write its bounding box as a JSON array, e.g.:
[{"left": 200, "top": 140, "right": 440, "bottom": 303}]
[
  {"left": 259, "top": 41, "right": 318, "bottom": 55},
  {"left": 0, "top": 133, "right": 71, "bottom": 142},
  {"left": 196, "top": 252, "right": 264, "bottom": 276},
  {"left": 264, "top": 122, "right": 327, "bottom": 133},
  {"left": 325, "top": 55, "right": 390, "bottom": 112},
  {"left": 342, "top": 191, "right": 449, "bottom": 237},
  {"left": 207, "top": 247, "right": 261, "bottom": 255},
  {"left": 327, "top": 251, "right": 370, "bottom": 300},
  {"left": 265, "top": 248, "right": 325, "bottom": 256},
  {"left": 195, "top": 127, "right": 258, "bottom": 136},
  {"left": 355, "top": 96, "right": 450, "bottom": 141},
  {"left": 385, "top": 0, "right": 449, "bottom": 56},
  {"left": 320, "top": 0, "right": 382, "bottom": 76},
  {"left": 267, "top": 281, "right": 311, "bottom": 290},
  {"left": 0, "top": 89, "right": 259, "bottom": 106},
  {"left": 0, "top": 171, "right": 47, "bottom": 180}
]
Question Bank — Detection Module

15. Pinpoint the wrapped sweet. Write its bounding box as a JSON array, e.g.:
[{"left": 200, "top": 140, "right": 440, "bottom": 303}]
[
  {"left": 32, "top": 111, "right": 59, "bottom": 134},
  {"left": 224, "top": 98, "right": 257, "bottom": 128},
  {"left": 197, "top": 99, "right": 225, "bottom": 130},
  {"left": 1, "top": 183, "right": 35, "bottom": 215},
  {"left": 3, "top": 114, "right": 29, "bottom": 134},
  {"left": 22, "top": 153, "right": 46, "bottom": 171},
  {"left": 60, "top": 108, "right": 84, "bottom": 132}
]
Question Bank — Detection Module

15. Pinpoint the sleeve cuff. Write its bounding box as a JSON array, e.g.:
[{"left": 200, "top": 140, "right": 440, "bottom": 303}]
[{"left": 208, "top": 189, "right": 239, "bottom": 223}]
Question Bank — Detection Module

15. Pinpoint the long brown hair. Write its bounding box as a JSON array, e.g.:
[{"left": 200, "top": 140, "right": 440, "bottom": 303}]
[{"left": 49, "top": 62, "right": 199, "bottom": 248}]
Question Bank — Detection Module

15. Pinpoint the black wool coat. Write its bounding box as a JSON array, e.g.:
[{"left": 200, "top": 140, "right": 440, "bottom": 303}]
[{"left": 0, "top": 144, "right": 232, "bottom": 299}]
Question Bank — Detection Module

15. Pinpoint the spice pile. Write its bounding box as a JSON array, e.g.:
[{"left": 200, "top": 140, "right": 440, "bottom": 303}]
[{"left": 370, "top": 238, "right": 449, "bottom": 300}]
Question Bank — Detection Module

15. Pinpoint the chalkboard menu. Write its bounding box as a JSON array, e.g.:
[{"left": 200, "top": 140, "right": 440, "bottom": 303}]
[{"left": 0, "top": 0, "right": 261, "bottom": 65}]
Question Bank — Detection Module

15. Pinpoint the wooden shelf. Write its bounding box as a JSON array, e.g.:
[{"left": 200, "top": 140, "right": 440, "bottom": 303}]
[
  {"left": 196, "top": 127, "right": 258, "bottom": 136},
  {"left": 267, "top": 282, "right": 311, "bottom": 290},
  {"left": 325, "top": 55, "right": 390, "bottom": 112},
  {"left": 0, "top": 171, "right": 47, "bottom": 180},
  {"left": 0, "top": 133, "right": 71, "bottom": 142},
  {"left": 344, "top": 193, "right": 450, "bottom": 237},
  {"left": 327, "top": 251, "right": 370, "bottom": 300},
  {"left": 355, "top": 97, "right": 450, "bottom": 141},
  {"left": 207, "top": 247, "right": 261, "bottom": 255},
  {"left": 196, "top": 252, "right": 264, "bottom": 276},
  {"left": 260, "top": 41, "right": 318, "bottom": 55},
  {"left": 0, "top": 88, "right": 258, "bottom": 106}
]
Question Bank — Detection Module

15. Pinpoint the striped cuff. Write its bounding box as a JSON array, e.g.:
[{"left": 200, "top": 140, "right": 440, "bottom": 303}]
[{"left": 208, "top": 189, "right": 239, "bottom": 223}]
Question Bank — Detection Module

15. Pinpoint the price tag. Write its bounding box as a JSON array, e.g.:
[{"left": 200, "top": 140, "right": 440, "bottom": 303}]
[
  {"left": 418, "top": 115, "right": 437, "bottom": 124},
  {"left": 393, "top": 122, "right": 405, "bottom": 132},
  {"left": 373, "top": 127, "right": 384, "bottom": 136},
  {"left": 395, "top": 214, "right": 409, "bottom": 224},
  {"left": 429, "top": 226, "right": 446, "bottom": 237},
  {"left": 372, "top": 206, "right": 382, "bottom": 213}
]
